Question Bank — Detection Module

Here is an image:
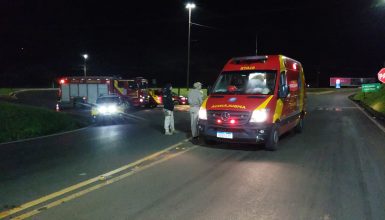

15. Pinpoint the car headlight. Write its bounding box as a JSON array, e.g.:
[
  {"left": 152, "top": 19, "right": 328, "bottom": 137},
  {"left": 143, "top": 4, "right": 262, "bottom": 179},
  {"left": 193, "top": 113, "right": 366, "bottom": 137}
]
[
  {"left": 98, "top": 106, "right": 107, "bottom": 114},
  {"left": 107, "top": 105, "right": 117, "bottom": 113},
  {"left": 250, "top": 108, "right": 269, "bottom": 123},
  {"left": 98, "top": 105, "right": 118, "bottom": 114},
  {"left": 198, "top": 107, "right": 207, "bottom": 120}
]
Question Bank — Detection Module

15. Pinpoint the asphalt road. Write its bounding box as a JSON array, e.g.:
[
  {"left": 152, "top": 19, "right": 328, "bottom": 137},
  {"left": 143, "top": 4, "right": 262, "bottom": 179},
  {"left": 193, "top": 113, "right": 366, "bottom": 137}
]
[
  {"left": 1, "top": 90, "right": 385, "bottom": 220},
  {"left": 9, "top": 89, "right": 59, "bottom": 110}
]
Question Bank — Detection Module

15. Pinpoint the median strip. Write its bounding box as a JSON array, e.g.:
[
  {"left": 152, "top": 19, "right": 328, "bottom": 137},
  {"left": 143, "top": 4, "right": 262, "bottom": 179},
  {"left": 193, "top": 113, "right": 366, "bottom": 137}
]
[{"left": 0, "top": 139, "right": 194, "bottom": 219}]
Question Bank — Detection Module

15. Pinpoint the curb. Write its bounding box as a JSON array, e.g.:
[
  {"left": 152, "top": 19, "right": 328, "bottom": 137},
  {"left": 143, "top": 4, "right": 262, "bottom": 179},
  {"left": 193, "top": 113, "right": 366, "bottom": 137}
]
[{"left": 0, "top": 126, "right": 91, "bottom": 146}]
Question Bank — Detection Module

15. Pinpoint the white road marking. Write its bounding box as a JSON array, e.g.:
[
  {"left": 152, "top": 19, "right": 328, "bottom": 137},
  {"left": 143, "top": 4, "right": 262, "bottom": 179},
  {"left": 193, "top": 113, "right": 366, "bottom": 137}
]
[
  {"left": 350, "top": 99, "right": 385, "bottom": 133},
  {"left": 0, "top": 127, "right": 90, "bottom": 146}
]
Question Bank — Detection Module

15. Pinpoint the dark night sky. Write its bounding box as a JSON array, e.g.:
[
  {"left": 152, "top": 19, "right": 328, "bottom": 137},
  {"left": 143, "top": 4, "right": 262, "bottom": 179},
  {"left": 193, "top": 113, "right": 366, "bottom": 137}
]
[{"left": 0, "top": 0, "right": 384, "bottom": 87}]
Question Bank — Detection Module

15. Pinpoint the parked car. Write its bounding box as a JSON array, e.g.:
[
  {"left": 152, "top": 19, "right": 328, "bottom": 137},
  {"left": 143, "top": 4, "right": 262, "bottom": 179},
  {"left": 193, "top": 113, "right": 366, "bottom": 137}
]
[
  {"left": 91, "top": 94, "right": 128, "bottom": 122},
  {"left": 172, "top": 92, "right": 188, "bottom": 105},
  {"left": 148, "top": 89, "right": 188, "bottom": 107}
]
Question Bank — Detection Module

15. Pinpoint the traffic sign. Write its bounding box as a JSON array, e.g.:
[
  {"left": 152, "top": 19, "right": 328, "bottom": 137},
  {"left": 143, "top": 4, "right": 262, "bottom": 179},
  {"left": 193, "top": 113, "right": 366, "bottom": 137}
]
[
  {"left": 378, "top": 68, "right": 385, "bottom": 83},
  {"left": 362, "top": 83, "right": 381, "bottom": 93}
]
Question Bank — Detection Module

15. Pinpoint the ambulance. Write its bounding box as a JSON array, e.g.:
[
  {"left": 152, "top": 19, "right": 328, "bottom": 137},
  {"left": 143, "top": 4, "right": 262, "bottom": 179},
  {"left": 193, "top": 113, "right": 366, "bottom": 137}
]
[{"left": 198, "top": 55, "right": 306, "bottom": 150}]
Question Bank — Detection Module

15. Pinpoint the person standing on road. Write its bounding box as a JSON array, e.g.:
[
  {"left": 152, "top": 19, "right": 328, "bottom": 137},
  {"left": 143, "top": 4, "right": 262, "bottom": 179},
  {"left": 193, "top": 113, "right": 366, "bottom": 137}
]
[
  {"left": 188, "top": 82, "right": 203, "bottom": 142},
  {"left": 163, "top": 83, "right": 175, "bottom": 135}
]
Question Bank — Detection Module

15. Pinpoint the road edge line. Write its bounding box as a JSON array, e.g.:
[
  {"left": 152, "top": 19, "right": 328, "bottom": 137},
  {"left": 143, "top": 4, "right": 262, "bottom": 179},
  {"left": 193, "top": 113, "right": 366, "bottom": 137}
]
[
  {"left": 13, "top": 144, "right": 198, "bottom": 220},
  {"left": 0, "top": 127, "right": 90, "bottom": 146},
  {"left": 350, "top": 99, "right": 385, "bottom": 133},
  {"left": 0, "top": 139, "right": 189, "bottom": 219}
]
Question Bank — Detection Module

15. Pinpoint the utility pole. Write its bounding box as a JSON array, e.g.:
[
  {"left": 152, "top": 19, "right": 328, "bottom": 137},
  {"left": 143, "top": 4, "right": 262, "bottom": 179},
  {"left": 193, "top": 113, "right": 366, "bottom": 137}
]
[
  {"left": 255, "top": 34, "right": 258, "bottom": 55},
  {"left": 186, "top": 3, "right": 195, "bottom": 90},
  {"left": 82, "top": 54, "right": 88, "bottom": 77},
  {"left": 316, "top": 71, "right": 320, "bottom": 88}
]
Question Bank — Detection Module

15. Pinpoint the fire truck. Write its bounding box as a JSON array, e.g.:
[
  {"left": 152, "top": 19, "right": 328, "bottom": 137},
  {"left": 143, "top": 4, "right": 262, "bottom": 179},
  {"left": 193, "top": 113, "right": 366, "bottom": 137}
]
[{"left": 57, "top": 76, "right": 149, "bottom": 109}]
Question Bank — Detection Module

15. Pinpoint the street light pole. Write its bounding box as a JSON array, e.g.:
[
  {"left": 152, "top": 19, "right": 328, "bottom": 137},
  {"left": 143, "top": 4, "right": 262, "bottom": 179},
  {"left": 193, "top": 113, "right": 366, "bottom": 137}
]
[
  {"left": 83, "top": 54, "right": 88, "bottom": 77},
  {"left": 186, "top": 3, "right": 195, "bottom": 89}
]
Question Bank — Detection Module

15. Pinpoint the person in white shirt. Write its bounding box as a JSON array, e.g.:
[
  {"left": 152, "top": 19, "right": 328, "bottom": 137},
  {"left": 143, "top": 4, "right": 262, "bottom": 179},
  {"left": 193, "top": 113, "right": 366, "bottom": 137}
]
[{"left": 188, "top": 82, "right": 203, "bottom": 142}]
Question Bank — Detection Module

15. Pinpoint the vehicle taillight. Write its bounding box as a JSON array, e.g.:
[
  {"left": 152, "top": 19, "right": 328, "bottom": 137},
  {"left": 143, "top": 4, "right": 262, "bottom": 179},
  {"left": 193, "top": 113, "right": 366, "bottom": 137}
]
[
  {"left": 230, "top": 119, "right": 236, "bottom": 124},
  {"left": 217, "top": 119, "right": 222, "bottom": 124},
  {"left": 60, "top": 79, "right": 66, "bottom": 84}
]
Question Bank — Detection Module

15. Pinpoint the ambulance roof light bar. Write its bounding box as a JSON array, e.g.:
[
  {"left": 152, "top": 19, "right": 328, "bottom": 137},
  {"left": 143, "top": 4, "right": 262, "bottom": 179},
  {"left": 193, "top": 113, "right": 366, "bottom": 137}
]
[{"left": 231, "top": 55, "right": 268, "bottom": 64}]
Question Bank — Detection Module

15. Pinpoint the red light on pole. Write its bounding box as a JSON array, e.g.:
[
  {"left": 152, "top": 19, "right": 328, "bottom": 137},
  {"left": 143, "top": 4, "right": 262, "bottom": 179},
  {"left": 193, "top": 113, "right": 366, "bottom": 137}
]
[{"left": 59, "top": 79, "right": 66, "bottom": 84}]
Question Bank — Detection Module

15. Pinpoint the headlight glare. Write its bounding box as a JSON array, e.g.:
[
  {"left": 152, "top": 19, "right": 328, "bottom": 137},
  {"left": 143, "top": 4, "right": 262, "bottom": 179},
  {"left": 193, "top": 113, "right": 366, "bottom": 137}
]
[
  {"left": 98, "top": 106, "right": 107, "bottom": 114},
  {"left": 198, "top": 107, "right": 207, "bottom": 120},
  {"left": 98, "top": 105, "right": 117, "bottom": 114},
  {"left": 107, "top": 105, "right": 117, "bottom": 113},
  {"left": 250, "top": 108, "right": 269, "bottom": 123}
]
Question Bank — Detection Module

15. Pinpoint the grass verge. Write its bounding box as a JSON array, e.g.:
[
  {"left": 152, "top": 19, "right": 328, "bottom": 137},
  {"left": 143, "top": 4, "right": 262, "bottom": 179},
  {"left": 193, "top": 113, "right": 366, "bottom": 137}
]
[
  {"left": 352, "top": 84, "right": 385, "bottom": 114},
  {"left": 0, "top": 102, "right": 89, "bottom": 143},
  {"left": 0, "top": 88, "right": 16, "bottom": 96}
]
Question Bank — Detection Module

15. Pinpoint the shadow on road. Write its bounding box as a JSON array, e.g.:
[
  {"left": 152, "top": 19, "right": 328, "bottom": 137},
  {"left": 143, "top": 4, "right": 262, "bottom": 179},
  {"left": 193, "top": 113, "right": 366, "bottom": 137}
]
[{"left": 195, "top": 130, "right": 298, "bottom": 152}]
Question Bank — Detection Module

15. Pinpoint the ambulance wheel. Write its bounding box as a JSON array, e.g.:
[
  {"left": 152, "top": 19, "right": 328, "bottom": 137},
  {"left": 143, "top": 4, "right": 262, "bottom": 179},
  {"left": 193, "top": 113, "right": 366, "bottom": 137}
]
[
  {"left": 265, "top": 125, "right": 279, "bottom": 151},
  {"left": 294, "top": 117, "right": 304, "bottom": 133}
]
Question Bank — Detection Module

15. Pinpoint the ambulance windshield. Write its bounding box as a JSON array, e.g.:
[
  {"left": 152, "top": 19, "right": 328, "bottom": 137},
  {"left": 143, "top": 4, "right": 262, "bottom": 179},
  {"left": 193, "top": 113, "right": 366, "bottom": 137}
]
[{"left": 212, "top": 70, "right": 276, "bottom": 95}]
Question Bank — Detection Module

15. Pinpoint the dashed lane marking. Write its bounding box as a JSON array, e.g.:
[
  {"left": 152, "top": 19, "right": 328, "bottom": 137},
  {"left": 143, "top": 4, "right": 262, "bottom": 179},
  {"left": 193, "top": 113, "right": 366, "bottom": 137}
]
[
  {"left": 315, "top": 106, "right": 358, "bottom": 111},
  {"left": 121, "top": 113, "right": 147, "bottom": 121}
]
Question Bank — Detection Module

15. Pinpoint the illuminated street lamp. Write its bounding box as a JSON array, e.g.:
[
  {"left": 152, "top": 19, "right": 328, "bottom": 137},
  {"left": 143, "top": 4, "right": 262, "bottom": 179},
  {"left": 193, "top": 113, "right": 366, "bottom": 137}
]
[
  {"left": 83, "top": 54, "right": 88, "bottom": 77},
  {"left": 186, "top": 2, "right": 195, "bottom": 89}
]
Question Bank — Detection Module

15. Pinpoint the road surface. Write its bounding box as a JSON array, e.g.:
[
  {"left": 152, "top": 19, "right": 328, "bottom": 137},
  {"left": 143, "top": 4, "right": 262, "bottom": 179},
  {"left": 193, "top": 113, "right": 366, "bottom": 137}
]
[{"left": 1, "top": 90, "right": 384, "bottom": 220}]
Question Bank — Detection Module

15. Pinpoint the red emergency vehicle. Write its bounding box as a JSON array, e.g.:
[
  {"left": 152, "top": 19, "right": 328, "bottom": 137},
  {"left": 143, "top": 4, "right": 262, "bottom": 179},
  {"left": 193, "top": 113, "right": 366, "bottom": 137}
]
[
  {"left": 113, "top": 77, "right": 150, "bottom": 107},
  {"left": 198, "top": 55, "right": 306, "bottom": 151},
  {"left": 57, "top": 76, "right": 149, "bottom": 108}
]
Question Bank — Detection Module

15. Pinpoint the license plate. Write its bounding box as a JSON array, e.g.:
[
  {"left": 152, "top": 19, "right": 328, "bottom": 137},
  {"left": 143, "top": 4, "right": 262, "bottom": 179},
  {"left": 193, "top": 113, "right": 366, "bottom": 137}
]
[{"left": 217, "top": 131, "right": 233, "bottom": 139}]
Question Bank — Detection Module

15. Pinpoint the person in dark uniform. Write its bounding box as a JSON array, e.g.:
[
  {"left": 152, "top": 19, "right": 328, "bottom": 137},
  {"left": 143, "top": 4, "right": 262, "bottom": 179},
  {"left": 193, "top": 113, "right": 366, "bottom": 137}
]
[{"left": 163, "top": 83, "right": 175, "bottom": 135}]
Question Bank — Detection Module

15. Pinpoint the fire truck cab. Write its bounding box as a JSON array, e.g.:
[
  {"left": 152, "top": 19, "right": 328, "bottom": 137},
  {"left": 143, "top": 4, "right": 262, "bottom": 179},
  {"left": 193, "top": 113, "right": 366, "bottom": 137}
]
[
  {"left": 113, "top": 77, "right": 149, "bottom": 107},
  {"left": 198, "top": 55, "right": 306, "bottom": 151}
]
